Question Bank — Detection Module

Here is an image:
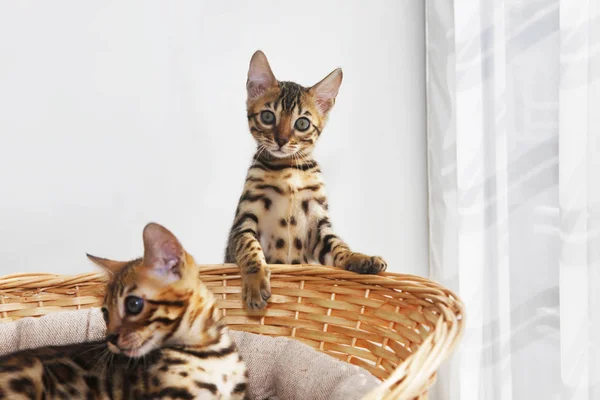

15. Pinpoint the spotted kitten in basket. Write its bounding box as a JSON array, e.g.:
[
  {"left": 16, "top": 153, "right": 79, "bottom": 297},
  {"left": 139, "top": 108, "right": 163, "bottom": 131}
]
[
  {"left": 0, "top": 223, "right": 247, "bottom": 400},
  {"left": 226, "top": 50, "right": 387, "bottom": 310}
]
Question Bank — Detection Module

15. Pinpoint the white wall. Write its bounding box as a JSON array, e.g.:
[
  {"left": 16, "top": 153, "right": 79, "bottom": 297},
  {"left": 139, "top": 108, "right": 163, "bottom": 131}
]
[{"left": 0, "top": 1, "right": 428, "bottom": 277}]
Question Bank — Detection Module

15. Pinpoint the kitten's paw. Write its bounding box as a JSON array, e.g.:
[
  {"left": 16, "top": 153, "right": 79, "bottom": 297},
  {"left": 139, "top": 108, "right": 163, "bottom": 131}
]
[
  {"left": 242, "top": 268, "right": 271, "bottom": 310},
  {"left": 344, "top": 253, "right": 387, "bottom": 274}
]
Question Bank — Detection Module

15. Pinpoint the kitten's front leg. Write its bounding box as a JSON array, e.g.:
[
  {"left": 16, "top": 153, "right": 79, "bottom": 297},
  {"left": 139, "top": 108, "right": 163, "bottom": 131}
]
[
  {"left": 312, "top": 216, "right": 387, "bottom": 274},
  {"left": 226, "top": 213, "right": 271, "bottom": 309}
]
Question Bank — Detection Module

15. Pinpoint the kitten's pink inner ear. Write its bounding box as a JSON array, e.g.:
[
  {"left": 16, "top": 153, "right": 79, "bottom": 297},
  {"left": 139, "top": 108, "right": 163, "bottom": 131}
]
[
  {"left": 311, "top": 68, "right": 343, "bottom": 115},
  {"left": 142, "top": 223, "right": 183, "bottom": 281},
  {"left": 247, "top": 50, "right": 277, "bottom": 99}
]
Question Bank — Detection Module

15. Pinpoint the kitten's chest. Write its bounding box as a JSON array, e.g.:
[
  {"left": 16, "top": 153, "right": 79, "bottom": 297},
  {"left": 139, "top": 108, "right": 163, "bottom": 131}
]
[{"left": 256, "top": 170, "right": 326, "bottom": 263}]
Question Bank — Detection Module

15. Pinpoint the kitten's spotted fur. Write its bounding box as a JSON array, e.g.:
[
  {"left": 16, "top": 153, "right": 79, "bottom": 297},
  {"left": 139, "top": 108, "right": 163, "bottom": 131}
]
[
  {"left": 226, "top": 51, "right": 387, "bottom": 309},
  {"left": 0, "top": 223, "right": 247, "bottom": 399}
]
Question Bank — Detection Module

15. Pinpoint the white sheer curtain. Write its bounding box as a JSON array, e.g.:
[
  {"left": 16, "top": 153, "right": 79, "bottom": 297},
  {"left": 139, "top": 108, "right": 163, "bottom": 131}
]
[{"left": 425, "top": 0, "right": 599, "bottom": 399}]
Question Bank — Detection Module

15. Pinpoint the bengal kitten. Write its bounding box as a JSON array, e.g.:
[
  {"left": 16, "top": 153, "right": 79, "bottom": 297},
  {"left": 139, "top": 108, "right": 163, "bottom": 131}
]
[
  {"left": 226, "top": 51, "right": 387, "bottom": 309},
  {"left": 0, "top": 223, "right": 247, "bottom": 400}
]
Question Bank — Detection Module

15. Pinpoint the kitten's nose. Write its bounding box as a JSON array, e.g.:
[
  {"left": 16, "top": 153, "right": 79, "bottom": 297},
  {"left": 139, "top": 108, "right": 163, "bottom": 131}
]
[
  {"left": 275, "top": 137, "right": 289, "bottom": 147},
  {"left": 106, "top": 334, "right": 119, "bottom": 345}
]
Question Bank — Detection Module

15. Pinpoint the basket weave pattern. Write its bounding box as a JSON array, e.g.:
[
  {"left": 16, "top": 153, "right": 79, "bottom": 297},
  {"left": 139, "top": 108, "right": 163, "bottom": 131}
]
[{"left": 0, "top": 265, "right": 464, "bottom": 400}]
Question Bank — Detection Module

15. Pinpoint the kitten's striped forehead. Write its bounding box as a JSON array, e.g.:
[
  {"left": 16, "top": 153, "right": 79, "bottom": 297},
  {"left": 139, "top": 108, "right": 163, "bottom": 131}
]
[
  {"left": 275, "top": 81, "right": 308, "bottom": 113},
  {"left": 105, "top": 258, "right": 141, "bottom": 304}
]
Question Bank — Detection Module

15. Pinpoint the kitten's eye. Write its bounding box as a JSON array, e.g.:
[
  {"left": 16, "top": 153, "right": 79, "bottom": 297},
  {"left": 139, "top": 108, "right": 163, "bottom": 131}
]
[
  {"left": 294, "top": 117, "right": 311, "bottom": 132},
  {"left": 260, "top": 110, "right": 276, "bottom": 125},
  {"left": 125, "top": 296, "right": 144, "bottom": 316},
  {"left": 101, "top": 307, "right": 109, "bottom": 323}
]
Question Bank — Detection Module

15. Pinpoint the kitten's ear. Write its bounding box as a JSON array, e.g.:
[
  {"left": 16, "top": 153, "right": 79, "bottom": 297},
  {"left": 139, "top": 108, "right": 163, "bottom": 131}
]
[
  {"left": 310, "top": 68, "right": 343, "bottom": 115},
  {"left": 247, "top": 50, "right": 277, "bottom": 100},
  {"left": 86, "top": 254, "right": 129, "bottom": 275},
  {"left": 142, "top": 222, "right": 183, "bottom": 283}
]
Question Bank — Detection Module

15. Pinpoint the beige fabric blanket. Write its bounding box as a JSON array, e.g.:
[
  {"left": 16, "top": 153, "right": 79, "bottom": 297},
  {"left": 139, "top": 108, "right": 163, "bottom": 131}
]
[{"left": 0, "top": 309, "right": 380, "bottom": 400}]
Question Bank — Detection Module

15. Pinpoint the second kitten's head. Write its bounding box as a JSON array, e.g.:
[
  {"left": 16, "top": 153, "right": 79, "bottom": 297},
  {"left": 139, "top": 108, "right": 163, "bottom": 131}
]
[
  {"left": 88, "top": 223, "right": 219, "bottom": 358},
  {"left": 246, "top": 50, "right": 342, "bottom": 159}
]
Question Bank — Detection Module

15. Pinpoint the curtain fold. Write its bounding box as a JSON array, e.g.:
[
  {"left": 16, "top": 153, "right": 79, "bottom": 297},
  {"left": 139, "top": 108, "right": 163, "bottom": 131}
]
[{"left": 426, "top": 0, "right": 599, "bottom": 398}]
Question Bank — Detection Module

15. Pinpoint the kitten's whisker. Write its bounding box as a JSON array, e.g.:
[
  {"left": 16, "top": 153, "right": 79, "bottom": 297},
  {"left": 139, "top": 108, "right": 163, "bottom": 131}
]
[
  {"left": 252, "top": 144, "right": 267, "bottom": 167},
  {"left": 75, "top": 342, "right": 106, "bottom": 359},
  {"left": 42, "top": 363, "right": 60, "bottom": 391},
  {"left": 298, "top": 149, "right": 310, "bottom": 165},
  {"left": 91, "top": 348, "right": 109, "bottom": 375},
  {"left": 293, "top": 151, "right": 300, "bottom": 169},
  {"left": 296, "top": 150, "right": 307, "bottom": 165}
]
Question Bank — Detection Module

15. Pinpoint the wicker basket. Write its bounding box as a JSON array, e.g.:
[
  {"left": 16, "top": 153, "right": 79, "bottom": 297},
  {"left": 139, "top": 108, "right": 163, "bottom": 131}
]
[{"left": 0, "top": 264, "right": 464, "bottom": 400}]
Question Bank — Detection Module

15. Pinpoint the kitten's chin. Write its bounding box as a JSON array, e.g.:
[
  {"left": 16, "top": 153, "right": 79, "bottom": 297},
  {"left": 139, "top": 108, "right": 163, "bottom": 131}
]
[
  {"left": 110, "top": 337, "right": 157, "bottom": 359},
  {"left": 267, "top": 148, "right": 299, "bottom": 159},
  {"left": 268, "top": 150, "right": 289, "bottom": 159}
]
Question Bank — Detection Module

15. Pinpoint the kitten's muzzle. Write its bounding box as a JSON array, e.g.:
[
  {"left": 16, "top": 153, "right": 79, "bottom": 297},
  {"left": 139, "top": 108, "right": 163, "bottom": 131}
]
[
  {"left": 106, "top": 333, "right": 119, "bottom": 345},
  {"left": 275, "top": 136, "right": 289, "bottom": 147}
]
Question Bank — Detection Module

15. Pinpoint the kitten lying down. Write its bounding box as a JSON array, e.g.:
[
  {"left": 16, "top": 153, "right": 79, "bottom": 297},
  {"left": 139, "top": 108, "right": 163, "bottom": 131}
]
[{"left": 0, "top": 223, "right": 248, "bottom": 400}]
